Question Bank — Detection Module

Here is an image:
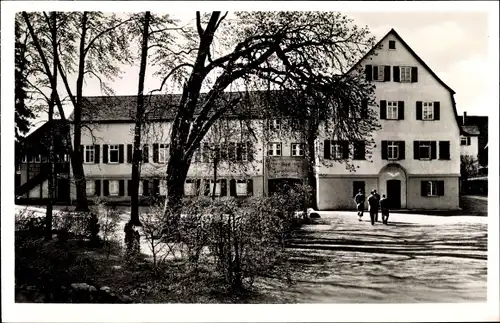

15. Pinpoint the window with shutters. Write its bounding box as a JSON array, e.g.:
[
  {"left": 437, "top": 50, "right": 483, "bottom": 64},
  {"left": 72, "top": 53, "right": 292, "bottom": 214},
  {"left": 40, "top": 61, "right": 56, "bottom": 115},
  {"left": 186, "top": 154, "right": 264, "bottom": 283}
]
[
  {"left": 400, "top": 66, "right": 411, "bottom": 82},
  {"left": 158, "top": 144, "right": 169, "bottom": 163},
  {"left": 269, "top": 119, "right": 281, "bottom": 132},
  {"left": 291, "top": 143, "right": 304, "bottom": 157},
  {"left": 373, "top": 65, "right": 385, "bottom": 81},
  {"left": 387, "top": 101, "right": 398, "bottom": 119},
  {"left": 185, "top": 179, "right": 196, "bottom": 196},
  {"left": 109, "top": 180, "right": 119, "bottom": 196},
  {"left": 86, "top": 180, "right": 95, "bottom": 196},
  {"left": 236, "top": 179, "right": 247, "bottom": 196},
  {"left": 419, "top": 141, "right": 431, "bottom": 159},
  {"left": 84, "top": 145, "right": 95, "bottom": 163},
  {"left": 427, "top": 181, "right": 438, "bottom": 196},
  {"left": 267, "top": 142, "right": 282, "bottom": 156},
  {"left": 109, "top": 145, "right": 119, "bottom": 163},
  {"left": 460, "top": 136, "right": 469, "bottom": 146},
  {"left": 423, "top": 102, "right": 434, "bottom": 120},
  {"left": 387, "top": 141, "right": 399, "bottom": 160},
  {"left": 331, "top": 142, "right": 343, "bottom": 159},
  {"left": 209, "top": 180, "right": 221, "bottom": 196}
]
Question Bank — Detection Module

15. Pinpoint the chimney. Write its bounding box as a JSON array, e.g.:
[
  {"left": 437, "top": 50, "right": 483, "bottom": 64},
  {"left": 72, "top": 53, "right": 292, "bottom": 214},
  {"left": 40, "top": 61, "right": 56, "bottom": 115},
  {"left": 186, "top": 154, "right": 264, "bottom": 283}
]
[{"left": 463, "top": 111, "right": 467, "bottom": 125}]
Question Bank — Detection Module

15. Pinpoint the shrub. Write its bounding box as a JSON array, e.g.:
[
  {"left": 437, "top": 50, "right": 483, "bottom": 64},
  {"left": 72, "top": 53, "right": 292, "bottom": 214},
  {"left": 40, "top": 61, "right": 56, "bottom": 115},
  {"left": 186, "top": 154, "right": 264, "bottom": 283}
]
[{"left": 90, "top": 200, "right": 122, "bottom": 258}]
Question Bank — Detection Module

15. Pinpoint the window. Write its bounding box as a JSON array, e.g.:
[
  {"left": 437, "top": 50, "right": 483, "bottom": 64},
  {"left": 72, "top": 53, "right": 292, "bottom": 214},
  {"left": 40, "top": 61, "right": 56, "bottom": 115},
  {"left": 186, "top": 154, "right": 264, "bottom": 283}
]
[
  {"left": 267, "top": 143, "right": 282, "bottom": 156},
  {"left": 158, "top": 144, "right": 169, "bottom": 163},
  {"left": 331, "top": 142, "right": 343, "bottom": 159},
  {"left": 269, "top": 119, "right": 281, "bottom": 132},
  {"left": 353, "top": 141, "right": 366, "bottom": 160},
  {"left": 185, "top": 179, "right": 196, "bottom": 196},
  {"left": 290, "top": 118, "right": 304, "bottom": 131},
  {"left": 109, "top": 145, "right": 119, "bottom": 163},
  {"left": 85, "top": 145, "right": 95, "bottom": 163},
  {"left": 86, "top": 180, "right": 95, "bottom": 196},
  {"left": 460, "top": 136, "right": 470, "bottom": 146},
  {"left": 400, "top": 66, "right": 411, "bottom": 82},
  {"left": 209, "top": 180, "right": 221, "bottom": 196},
  {"left": 423, "top": 102, "right": 434, "bottom": 120},
  {"left": 109, "top": 180, "right": 119, "bottom": 196},
  {"left": 237, "top": 142, "right": 248, "bottom": 161},
  {"left": 21, "top": 155, "right": 27, "bottom": 163},
  {"left": 419, "top": 141, "right": 431, "bottom": 159},
  {"left": 427, "top": 181, "right": 438, "bottom": 196},
  {"left": 236, "top": 179, "right": 247, "bottom": 196},
  {"left": 389, "top": 40, "right": 396, "bottom": 49},
  {"left": 159, "top": 180, "right": 167, "bottom": 196},
  {"left": 34, "top": 155, "right": 41, "bottom": 163},
  {"left": 291, "top": 143, "right": 304, "bottom": 157},
  {"left": 374, "top": 65, "right": 385, "bottom": 81},
  {"left": 387, "top": 141, "right": 399, "bottom": 160},
  {"left": 387, "top": 101, "right": 398, "bottom": 119},
  {"left": 421, "top": 180, "right": 444, "bottom": 197}
]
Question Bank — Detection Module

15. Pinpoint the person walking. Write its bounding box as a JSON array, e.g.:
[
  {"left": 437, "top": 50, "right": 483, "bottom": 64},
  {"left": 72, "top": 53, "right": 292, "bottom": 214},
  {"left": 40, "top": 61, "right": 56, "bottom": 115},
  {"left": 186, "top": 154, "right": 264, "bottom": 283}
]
[
  {"left": 354, "top": 189, "right": 365, "bottom": 221},
  {"left": 380, "top": 194, "right": 390, "bottom": 224},
  {"left": 372, "top": 189, "right": 381, "bottom": 222},
  {"left": 368, "top": 191, "right": 379, "bottom": 225}
]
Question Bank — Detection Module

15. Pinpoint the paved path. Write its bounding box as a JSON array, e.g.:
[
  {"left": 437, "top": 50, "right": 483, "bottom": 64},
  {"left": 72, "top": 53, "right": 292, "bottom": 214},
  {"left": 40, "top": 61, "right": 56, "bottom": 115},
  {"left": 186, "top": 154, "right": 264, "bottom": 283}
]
[
  {"left": 461, "top": 195, "right": 488, "bottom": 216},
  {"left": 257, "top": 211, "right": 487, "bottom": 303}
]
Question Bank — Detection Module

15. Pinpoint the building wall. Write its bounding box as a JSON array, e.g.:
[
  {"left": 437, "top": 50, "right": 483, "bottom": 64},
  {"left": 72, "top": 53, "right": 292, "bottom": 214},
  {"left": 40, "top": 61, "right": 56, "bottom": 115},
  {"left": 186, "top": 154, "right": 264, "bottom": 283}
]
[
  {"left": 317, "top": 176, "right": 378, "bottom": 210},
  {"left": 460, "top": 135, "right": 479, "bottom": 158},
  {"left": 407, "top": 176, "right": 459, "bottom": 210}
]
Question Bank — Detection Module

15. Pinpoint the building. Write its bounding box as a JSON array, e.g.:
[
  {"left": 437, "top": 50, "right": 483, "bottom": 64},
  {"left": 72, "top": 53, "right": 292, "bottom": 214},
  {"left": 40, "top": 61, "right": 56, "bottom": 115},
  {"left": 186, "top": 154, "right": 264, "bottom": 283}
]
[
  {"left": 459, "top": 111, "right": 488, "bottom": 170},
  {"left": 16, "top": 29, "right": 465, "bottom": 210}
]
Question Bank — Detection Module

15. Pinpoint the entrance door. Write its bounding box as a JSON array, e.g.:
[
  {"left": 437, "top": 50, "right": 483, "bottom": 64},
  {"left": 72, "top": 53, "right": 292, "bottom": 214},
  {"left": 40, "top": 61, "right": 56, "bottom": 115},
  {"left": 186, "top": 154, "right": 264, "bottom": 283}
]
[
  {"left": 57, "top": 178, "right": 70, "bottom": 202},
  {"left": 386, "top": 180, "right": 401, "bottom": 209}
]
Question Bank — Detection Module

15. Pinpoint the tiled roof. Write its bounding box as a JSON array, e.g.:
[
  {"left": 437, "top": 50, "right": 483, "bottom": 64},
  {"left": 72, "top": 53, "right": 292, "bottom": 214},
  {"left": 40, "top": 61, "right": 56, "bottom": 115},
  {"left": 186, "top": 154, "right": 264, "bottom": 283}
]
[
  {"left": 80, "top": 90, "right": 297, "bottom": 122},
  {"left": 462, "top": 125, "right": 480, "bottom": 135}
]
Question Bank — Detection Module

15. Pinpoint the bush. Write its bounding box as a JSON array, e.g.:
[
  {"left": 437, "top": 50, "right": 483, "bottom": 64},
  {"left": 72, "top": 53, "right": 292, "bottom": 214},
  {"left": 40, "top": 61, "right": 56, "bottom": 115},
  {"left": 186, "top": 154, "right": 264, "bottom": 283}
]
[{"left": 90, "top": 200, "right": 122, "bottom": 258}]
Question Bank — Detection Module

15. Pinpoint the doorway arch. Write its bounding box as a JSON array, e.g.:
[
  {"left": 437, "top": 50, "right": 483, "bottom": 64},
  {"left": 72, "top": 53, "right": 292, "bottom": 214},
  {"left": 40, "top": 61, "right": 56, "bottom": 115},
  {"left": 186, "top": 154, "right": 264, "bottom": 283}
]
[{"left": 378, "top": 163, "right": 407, "bottom": 209}]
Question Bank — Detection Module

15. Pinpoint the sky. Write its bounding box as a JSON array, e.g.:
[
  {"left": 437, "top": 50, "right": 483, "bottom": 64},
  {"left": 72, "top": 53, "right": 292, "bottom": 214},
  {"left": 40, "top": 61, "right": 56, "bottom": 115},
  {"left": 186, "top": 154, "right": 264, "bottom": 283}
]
[{"left": 19, "top": 10, "right": 495, "bottom": 128}]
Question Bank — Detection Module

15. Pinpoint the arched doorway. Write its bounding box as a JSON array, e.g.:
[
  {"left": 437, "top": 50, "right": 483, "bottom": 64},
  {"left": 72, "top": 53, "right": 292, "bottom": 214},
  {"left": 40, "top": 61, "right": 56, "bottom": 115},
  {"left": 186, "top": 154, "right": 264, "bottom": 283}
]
[{"left": 378, "top": 163, "right": 407, "bottom": 209}]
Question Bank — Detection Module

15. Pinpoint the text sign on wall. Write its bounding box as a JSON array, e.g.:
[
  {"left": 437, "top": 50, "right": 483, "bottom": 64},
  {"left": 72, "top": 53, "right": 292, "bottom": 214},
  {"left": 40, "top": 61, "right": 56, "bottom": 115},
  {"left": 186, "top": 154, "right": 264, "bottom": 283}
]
[{"left": 266, "top": 157, "right": 307, "bottom": 179}]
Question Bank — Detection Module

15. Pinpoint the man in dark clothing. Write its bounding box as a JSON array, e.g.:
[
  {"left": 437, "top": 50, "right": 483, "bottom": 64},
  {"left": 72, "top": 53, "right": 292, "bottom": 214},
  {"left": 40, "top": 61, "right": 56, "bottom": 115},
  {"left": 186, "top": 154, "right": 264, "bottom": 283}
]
[
  {"left": 372, "top": 189, "right": 381, "bottom": 222},
  {"left": 354, "top": 189, "right": 365, "bottom": 221},
  {"left": 380, "top": 194, "right": 390, "bottom": 224},
  {"left": 368, "top": 191, "right": 379, "bottom": 225}
]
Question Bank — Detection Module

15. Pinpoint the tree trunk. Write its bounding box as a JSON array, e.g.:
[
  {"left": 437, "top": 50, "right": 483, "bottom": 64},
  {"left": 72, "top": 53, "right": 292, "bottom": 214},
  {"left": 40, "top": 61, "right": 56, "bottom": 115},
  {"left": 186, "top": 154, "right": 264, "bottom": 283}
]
[
  {"left": 212, "top": 153, "right": 219, "bottom": 200},
  {"left": 130, "top": 11, "right": 151, "bottom": 226},
  {"left": 306, "top": 121, "right": 318, "bottom": 210},
  {"left": 166, "top": 150, "right": 190, "bottom": 218}
]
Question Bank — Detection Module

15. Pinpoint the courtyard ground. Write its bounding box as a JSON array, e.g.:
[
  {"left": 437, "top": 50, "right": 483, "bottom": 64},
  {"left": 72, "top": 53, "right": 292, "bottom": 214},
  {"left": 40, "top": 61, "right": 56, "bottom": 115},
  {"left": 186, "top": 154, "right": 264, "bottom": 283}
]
[{"left": 256, "top": 211, "right": 488, "bottom": 303}]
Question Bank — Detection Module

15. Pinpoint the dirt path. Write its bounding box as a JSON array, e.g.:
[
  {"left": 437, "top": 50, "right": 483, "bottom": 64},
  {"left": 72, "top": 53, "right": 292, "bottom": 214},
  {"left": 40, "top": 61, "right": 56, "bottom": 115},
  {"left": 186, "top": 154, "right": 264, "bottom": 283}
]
[{"left": 256, "top": 211, "right": 487, "bottom": 303}]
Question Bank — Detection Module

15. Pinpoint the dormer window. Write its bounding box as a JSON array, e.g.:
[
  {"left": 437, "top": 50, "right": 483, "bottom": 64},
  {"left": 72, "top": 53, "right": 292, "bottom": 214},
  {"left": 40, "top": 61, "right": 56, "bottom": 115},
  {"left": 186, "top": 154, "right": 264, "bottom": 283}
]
[{"left": 389, "top": 40, "right": 396, "bottom": 49}]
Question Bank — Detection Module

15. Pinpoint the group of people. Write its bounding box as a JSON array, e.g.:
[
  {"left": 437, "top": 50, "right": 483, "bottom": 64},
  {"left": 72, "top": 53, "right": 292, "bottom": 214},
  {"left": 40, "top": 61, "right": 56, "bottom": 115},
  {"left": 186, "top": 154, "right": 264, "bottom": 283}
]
[{"left": 354, "top": 189, "right": 390, "bottom": 225}]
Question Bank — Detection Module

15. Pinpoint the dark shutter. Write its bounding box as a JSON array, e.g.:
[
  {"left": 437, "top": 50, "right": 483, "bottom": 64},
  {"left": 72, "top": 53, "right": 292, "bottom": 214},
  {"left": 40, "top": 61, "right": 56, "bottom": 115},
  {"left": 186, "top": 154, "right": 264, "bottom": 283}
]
[
  {"left": 204, "top": 180, "right": 210, "bottom": 196},
  {"left": 153, "top": 144, "right": 159, "bottom": 163},
  {"left": 229, "top": 179, "right": 236, "bottom": 197},
  {"left": 431, "top": 141, "right": 437, "bottom": 159},
  {"left": 127, "top": 144, "right": 133, "bottom": 163},
  {"left": 94, "top": 145, "right": 100, "bottom": 164},
  {"left": 95, "top": 180, "right": 101, "bottom": 196},
  {"left": 381, "top": 140, "right": 388, "bottom": 160},
  {"left": 361, "top": 99, "right": 368, "bottom": 119},
  {"left": 393, "top": 66, "right": 400, "bottom": 82},
  {"left": 373, "top": 66, "right": 379, "bottom": 81},
  {"left": 365, "top": 65, "right": 372, "bottom": 81},
  {"left": 119, "top": 180, "right": 125, "bottom": 196},
  {"left": 342, "top": 141, "right": 349, "bottom": 159},
  {"left": 247, "top": 141, "right": 254, "bottom": 162},
  {"left": 416, "top": 101, "right": 423, "bottom": 120},
  {"left": 354, "top": 141, "right": 365, "bottom": 160},
  {"left": 399, "top": 141, "right": 405, "bottom": 160},
  {"left": 153, "top": 179, "right": 160, "bottom": 196},
  {"left": 118, "top": 144, "right": 124, "bottom": 163},
  {"left": 127, "top": 180, "right": 132, "bottom": 196},
  {"left": 220, "top": 179, "right": 227, "bottom": 196},
  {"left": 80, "top": 145, "right": 84, "bottom": 162},
  {"left": 414, "top": 141, "right": 420, "bottom": 159},
  {"left": 421, "top": 181, "right": 427, "bottom": 196},
  {"left": 439, "top": 141, "right": 450, "bottom": 160},
  {"left": 247, "top": 179, "right": 253, "bottom": 196},
  {"left": 437, "top": 181, "right": 445, "bottom": 196},
  {"left": 384, "top": 65, "right": 391, "bottom": 81},
  {"left": 324, "top": 140, "right": 331, "bottom": 159},
  {"left": 380, "top": 100, "right": 387, "bottom": 119},
  {"left": 411, "top": 67, "right": 418, "bottom": 82},
  {"left": 143, "top": 144, "right": 149, "bottom": 163},
  {"left": 103, "top": 180, "right": 109, "bottom": 196},
  {"left": 434, "top": 102, "right": 440, "bottom": 120},
  {"left": 143, "top": 180, "right": 150, "bottom": 196},
  {"left": 103, "top": 145, "right": 109, "bottom": 163},
  {"left": 398, "top": 101, "right": 404, "bottom": 120}
]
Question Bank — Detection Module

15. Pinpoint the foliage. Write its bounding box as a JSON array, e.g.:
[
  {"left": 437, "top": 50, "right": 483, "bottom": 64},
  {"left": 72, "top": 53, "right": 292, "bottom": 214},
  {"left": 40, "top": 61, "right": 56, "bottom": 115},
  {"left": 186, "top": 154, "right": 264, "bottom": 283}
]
[
  {"left": 461, "top": 155, "right": 479, "bottom": 179},
  {"left": 90, "top": 200, "right": 122, "bottom": 258}
]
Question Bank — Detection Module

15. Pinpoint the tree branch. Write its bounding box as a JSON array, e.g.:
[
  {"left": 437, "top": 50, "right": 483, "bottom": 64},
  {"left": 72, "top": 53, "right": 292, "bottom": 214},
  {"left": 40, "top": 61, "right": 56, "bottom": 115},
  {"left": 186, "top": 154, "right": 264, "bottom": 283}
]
[
  {"left": 83, "top": 16, "right": 133, "bottom": 57},
  {"left": 196, "top": 11, "right": 204, "bottom": 38}
]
